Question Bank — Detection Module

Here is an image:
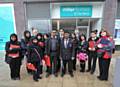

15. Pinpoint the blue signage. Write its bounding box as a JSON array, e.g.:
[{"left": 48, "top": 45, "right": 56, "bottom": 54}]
[
  {"left": 60, "top": 6, "right": 92, "bottom": 17},
  {"left": 0, "top": 4, "right": 16, "bottom": 51}
]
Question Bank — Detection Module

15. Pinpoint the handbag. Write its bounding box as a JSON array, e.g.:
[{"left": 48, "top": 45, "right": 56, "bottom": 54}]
[
  {"left": 77, "top": 52, "right": 88, "bottom": 61},
  {"left": 103, "top": 51, "right": 111, "bottom": 59},
  {"left": 26, "top": 63, "right": 36, "bottom": 71},
  {"left": 5, "top": 55, "right": 12, "bottom": 64},
  {"left": 44, "top": 55, "right": 51, "bottom": 67}
]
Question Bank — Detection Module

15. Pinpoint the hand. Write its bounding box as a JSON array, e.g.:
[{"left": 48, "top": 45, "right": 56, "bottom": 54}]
[
  {"left": 60, "top": 57, "right": 62, "bottom": 60},
  {"left": 92, "top": 48, "right": 95, "bottom": 51},
  {"left": 72, "top": 57, "right": 75, "bottom": 60},
  {"left": 89, "top": 48, "right": 92, "bottom": 50},
  {"left": 9, "top": 47, "right": 12, "bottom": 50},
  {"left": 42, "top": 60, "right": 45, "bottom": 66},
  {"left": 97, "top": 44, "right": 103, "bottom": 48}
]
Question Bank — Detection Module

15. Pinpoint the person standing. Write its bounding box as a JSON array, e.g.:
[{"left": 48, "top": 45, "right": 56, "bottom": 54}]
[
  {"left": 43, "top": 34, "right": 49, "bottom": 73},
  {"left": 97, "top": 29, "right": 114, "bottom": 81},
  {"left": 27, "top": 37, "right": 42, "bottom": 82},
  {"left": 45, "top": 30, "right": 60, "bottom": 77},
  {"left": 31, "top": 28, "right": 38, "bottom": 37},
  {"left": 5, "top": 34, "right": 22, "bottom": 80},
  {"left": 60, "top": 32, "right": 74, "bottom": 77},
  {"left": 87, "top": 30, "right": 99, "bottom": 74},
  {"left": 37, "top": 33, "right": 45, "bottom": 74},
  {"left": 21, "top": 30, "right": 32, "bottom": 74},
  {"left": 78, "top": 34, "right": 88, "bottom": 72},
  {"left": 57, "top": 29, "right": 65, "bottom": 72},
  {"left": 71, "top": 33, "right": 78, "bottom": 71}
]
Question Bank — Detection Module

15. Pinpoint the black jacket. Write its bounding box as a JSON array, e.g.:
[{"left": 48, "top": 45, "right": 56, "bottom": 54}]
[
  {"left": 5, "top": 41, "right": 23, "bottom": 60},
  {"left": 88, "top": 37, "right": 99, "bottom": 52},
  {"left": 45, "top": 37, "right": 60, "bottom": 56},
  {"left": 60, "top": 38, "right": 74, "bottom": 60},
  {"left": 27, "top": 44, "right": 42, "bottom": 63}
]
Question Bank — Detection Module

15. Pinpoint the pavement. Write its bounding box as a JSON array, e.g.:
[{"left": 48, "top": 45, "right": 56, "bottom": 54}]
[{"left": 0, "top": 51, "right": 120, "bottom": 87}]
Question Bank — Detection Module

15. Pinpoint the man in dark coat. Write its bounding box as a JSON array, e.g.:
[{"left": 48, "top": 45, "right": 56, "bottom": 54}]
[
  {"left": 45, "top": 30, "right": 60, "bottom": 77},
  {"left": 60, "top": 32, "right": 74, "bottom": 77}
]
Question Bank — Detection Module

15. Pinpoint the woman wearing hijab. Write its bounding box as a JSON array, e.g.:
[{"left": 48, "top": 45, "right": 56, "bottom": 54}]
[
  {"left": 5, "top": 34, "right": 22, "bottom": 80},
  {"left": 21, "top": 30, "right": 32, "bottom": 74},
  {"left": 27, "top": 37, "right": 42, "bottom": 82},
  {"left": 36, "top": 33, "right": 45, "bottom": 74}
]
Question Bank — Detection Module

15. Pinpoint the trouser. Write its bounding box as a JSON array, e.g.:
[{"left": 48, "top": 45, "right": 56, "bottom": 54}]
[
  {"left": 88, "top": 51, "right": 97, "bottom": 72},
  {"left": 99, "top": 57, "right": 111, "bottom": 80},
  {"left": 9, "top": 58, "right": 21, "bottom": 79},
  {"left": 26, "top": 55, "right": 33, "bottom": 74},
  {"left": 73, "top": 58, "right": 76, "bottom": 70},
  {"left": 48, "top": 55, "right": 58, "bottom": 75},
  {"left": 62, "top": 60, "right": 73, "bottom": 74},
  {"left": 57, "top": 58, "right": 61, "bottom": 72},
  {"left": 73, "top": 49, "right": 77, "bottom": 70},
  {"left": 80, "top": 60, "right": 86, "bottom": 72},
  {"left": 32, "top": 61, "right": 41, "bottom": 80}
]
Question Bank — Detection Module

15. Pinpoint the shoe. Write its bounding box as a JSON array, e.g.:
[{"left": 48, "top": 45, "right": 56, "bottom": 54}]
[
  {"left": 38, "top": 76, "right": 42, "bottom": 79},
  {"left": 54, "top": 73, "right": 58, "bottom": 77},
  {"left": 33, "top": 79, "right": 39, "bottom": 82},
  {"left": 86, "top": 69, "right": 90, "bottom": 72},
  {"left": 61, "top": 73, "right": 64, "bottom": 77},
  {"left": 90, "top": 71, "right": 94, "bottom": 75},
  {"left": 46, "top": 73, "right": 50, "bottom": 78},
  {"left": 70, "top": 73, "right": 74, "bottom": 77}
]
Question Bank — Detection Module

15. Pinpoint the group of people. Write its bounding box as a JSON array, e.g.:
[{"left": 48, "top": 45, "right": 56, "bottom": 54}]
[{"left": 5, "top": 28, "right": 115, "bottom": 82}]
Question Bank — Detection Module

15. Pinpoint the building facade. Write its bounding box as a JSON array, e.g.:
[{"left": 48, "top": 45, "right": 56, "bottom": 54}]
[{"left": 0, "top": 0, "right": 119, "bottom": 50}]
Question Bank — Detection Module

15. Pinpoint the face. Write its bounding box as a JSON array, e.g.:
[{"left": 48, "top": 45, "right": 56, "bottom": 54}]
[
  {"left": 51, "top": 31, "right": 56, "bottom": 37},
  {"left": 72, "top": 34, "right": 75, "bottom": 38},
  {"left": 33, "top": 39, "right": 38, "bottom": 44},
  {"left": 81, "top": 36, "right": 85, "bottom": 40},
  {"left": 101, "top": 31, "right": 107, "bottom": 37},
  {"left": 37, "top": 35, "right": 41, "bottom": 39},
  {"left": 44, "top": 35, "right": 47, "bottom": 39},
  {"left": 32, "top": 29, "right": 38, "bottom": 36},
  {"left": 91, "top": 32, "right": 96, "bottom": 38},
  {"left": 60, "top": 30, "right": 64, "bottom": 35},
  {"left": 64, "top": 33, "right": 69, "bottom": 39},
  {"left": 26, "top": 33, "right": 30, "bottom": 37},
  {"left": 11, "top": 36, "right": 17, "bottom": 41}
]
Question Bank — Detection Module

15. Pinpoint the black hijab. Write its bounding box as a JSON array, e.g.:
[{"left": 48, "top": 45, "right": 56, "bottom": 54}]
[
  {"left": 24, "top": 30, "right": 31, "bottom": 43},
  {"left": 10, "top": 33, "right": 18, "bottom": 44}
]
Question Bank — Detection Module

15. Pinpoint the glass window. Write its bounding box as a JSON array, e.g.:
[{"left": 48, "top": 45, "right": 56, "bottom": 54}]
[
  {"left": 28, "top": 19, "right": 52, "bottom": 34},
  {"left": 60, "top": 19, "right": 76, "bottom": 33},
  {"left": 77, "top": 19, "right": 89, "bottom": 26}
]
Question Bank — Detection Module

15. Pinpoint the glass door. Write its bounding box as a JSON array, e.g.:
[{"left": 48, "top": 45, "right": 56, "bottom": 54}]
[{"left": 76, "top": 26, "right": 89, "bottom": 40}]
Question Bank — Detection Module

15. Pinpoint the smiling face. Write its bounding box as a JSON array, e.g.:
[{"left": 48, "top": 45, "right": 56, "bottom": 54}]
[
  {"left": 101, "top": 31, "right": 107, "bottom": 37},
  {"left": 11, "top": 36, "right": 17, "bottom": 41},
  {"left": 91, "top": 32, "right": 97, "bottom": 38}
]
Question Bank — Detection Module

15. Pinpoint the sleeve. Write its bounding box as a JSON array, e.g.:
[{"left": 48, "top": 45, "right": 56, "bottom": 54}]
[
  {"left": 27, "top": 46, "right": 32, "bottom": 63},
  {"left": 5, "top": 42, "right": 10, "bottom": 54},
  {"left": 21, "top": 39, "right": 27, "bottom": 50},
  {"left": 103, "top": 41, "right": 113, "bottom": 51}
]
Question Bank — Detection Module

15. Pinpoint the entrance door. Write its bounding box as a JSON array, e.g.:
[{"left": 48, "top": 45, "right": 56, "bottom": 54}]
[{"left": 77, "top": 26, "right": 89, "bottom": 40}]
